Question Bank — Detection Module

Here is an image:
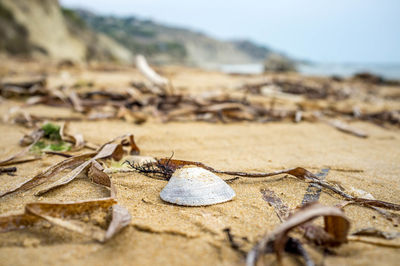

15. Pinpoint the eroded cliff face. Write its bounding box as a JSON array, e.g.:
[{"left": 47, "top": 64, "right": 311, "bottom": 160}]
[
  {"left": 1, "top": 0, "right": 86, "bottom": 60},
  {"left": 0, "top": 0, "right": 133, "bottom": 63},
  {"left": 77, "top": 10, "right": 274, "bottom": 67}
]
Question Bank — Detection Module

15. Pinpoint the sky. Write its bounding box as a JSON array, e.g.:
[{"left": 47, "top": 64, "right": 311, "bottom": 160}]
[{"left": 60, "top": 0, "right": 400, "bottom": 64}]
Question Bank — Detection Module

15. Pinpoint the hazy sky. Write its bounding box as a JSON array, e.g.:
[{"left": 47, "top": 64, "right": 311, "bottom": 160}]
[{"left": 60, "top": 0, "right": 400, "bottom": 63}]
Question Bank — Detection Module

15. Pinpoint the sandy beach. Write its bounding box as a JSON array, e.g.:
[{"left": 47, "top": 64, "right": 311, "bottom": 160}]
[{"left": 0, "top": 62, "right": 400, "bottom": 266}]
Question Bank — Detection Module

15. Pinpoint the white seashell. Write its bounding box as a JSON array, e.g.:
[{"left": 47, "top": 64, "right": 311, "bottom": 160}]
[{"left": 160, "top": 166, "right": 235, "bottom": 206}]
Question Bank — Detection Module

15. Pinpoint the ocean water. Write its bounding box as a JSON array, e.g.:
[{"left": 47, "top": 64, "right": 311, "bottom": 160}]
[{"left": 219, "top": 63, "right": 400, "bottom": 80}]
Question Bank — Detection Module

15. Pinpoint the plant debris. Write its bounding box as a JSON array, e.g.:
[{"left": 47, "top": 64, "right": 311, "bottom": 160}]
[
  {"left": 0, "top": 134, "right": 137, "bottom": 198},
  {"left": 261, "top": 189, "right": 291, "bottom": 222},
  {"left": 246, "top": 202, "right": 350, "bottom": 266},
  {"left": 129, "top": 157, "right": 400, "bottom": 212},
  {"left": 0, "top": 198, "right": 131, "bottom": 242},
  {"left": 323, "top": 119, "right": 368, "bottom": 138},
  {"left": 0, "top": 167, "right": 17, "bottom": 175},
  {"left": 302, "top": 168, "right": 330, "bottom": 205},
  {"left": 351, "top": 228, "right": 400, "bottom": 240},
  {"left": 0, "top": 129, "right": 43, "bottom": 166},
  {"left": 2, "top": 62, "right": 398, "bottom": 131},
  {"left": 223, "top": 228, "right": 247, "bottom": 256}
]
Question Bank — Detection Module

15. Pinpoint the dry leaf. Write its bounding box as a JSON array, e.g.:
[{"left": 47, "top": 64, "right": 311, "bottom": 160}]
[
  {"left": 35, "top": 159, "right": 93, "bottom": 196},
  {"left": 25, "top": 198, "right": 116, "bottom": 242},
  {"left": 352, "top": 228, "right": 400, "bottom": 240},
  {"left": 105, "top": 205, "right": 132, "bottom": 241},
  {"left": 35, "top": 143, "right": 123, "bottom": 196},
  {"left": 128, "top": 134, "right": 140, "bottom": 155},
  {"left": 247, "top": 203, "right": 350, "bottom": 266},
  {"left": 95, "top": 143, "right": 124, "bottom": 161},
  {"left": 0, "top": 142, "right": 123, "bottom": 198},
  {"left": 301, "top": 168, "right": 330, "bottom": 205},
  {"left": 261, "top": 188, "right": 290, "bottom": 222},
  {"left": 67, "top": 90, "right": 84, "bottom": 112},
  {"left": 324, "top": 119, "right": 368, "bottom": 138},
  {"left": 0, "top": 129, "right": 43, "bottom": 166},
  {"left": 0, "top": 213, "right": 41, "bottom": 233},
  {"left": 88, "top": 160, "right": 111, "bottom": 188},
  {"left": 0, "top": 198, "right": 130, "bottom": 242},
  {"left": 0, "top": 152, "right": 95, "bottom": 198},
  {"left": 60, "top": 122, "right": 86, "bottom": 150}
]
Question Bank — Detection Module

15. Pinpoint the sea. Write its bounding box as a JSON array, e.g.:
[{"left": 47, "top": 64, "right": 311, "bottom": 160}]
[{"left": 219, "top": 63, "right": 400, "bottom": 80}]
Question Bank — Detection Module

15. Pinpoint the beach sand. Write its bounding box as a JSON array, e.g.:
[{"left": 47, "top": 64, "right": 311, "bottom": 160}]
[{"left": 0, "top": 63, "right": 399, "bottom": 265}]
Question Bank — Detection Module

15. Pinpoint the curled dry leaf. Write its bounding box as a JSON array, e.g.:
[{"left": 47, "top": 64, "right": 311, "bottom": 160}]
[
  {"left": 261, "top": 187, "right": 346, "bottom": 247},
  {"left": 35, "top": 159, "right": 93, "bottom": 196},
  {"left": 88, "top": 160, "right": 112, "bottom": 188},
  {"left": 0, "top": 129, "right": 43, "bottom": 167},
  {"left": 35, "top": 143, "right": 123, "bottom": 196},
  {"left": 120, "top": 134, "right": 140, "bottom": 155},
  {"left": 0, "top": 198, "right": 130, "bottom": 242},
  {"left": 0, "top": 213, "right": 41, "bottom": 233},
  {"left": 60, "top": 122, "right": 87, "bottom": 151},
  {"left": 0, "top": 143, "right": 123, "bottom": 198},
  {"left": 0, "top": 152, "right": 94, "bottom": 198},
  {"left": 246, "top": 202, "right": 350, "bottom": 266},
  {"left": 25, "top": 199, "right": 116, "bottom": 242},
  {"left": 105, "top": 205, "right": 132, "bottom": 241}
]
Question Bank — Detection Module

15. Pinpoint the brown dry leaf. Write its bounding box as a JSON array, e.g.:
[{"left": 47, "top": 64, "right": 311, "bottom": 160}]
[
  {"left": 0, "top": 152, "right": 95, "bottom": 198},
  {"left": 0, "top": 129, "right": 43, "bottom": 167},
  {"left": 0, "top": 213, "right": 41, "bottom": 233},
  {"left": 105, "top": 205, "right": 132, "bottom": 241},
  {"left": 261, "top": 187, "right": 346, "bottom": 248},
  {"left": 35, "top": 159, "right": 93, "bottom": 196},
  {"left": 0, "top": 143, "right": 122, "bottom": 198},
  {"left": 25, "top": 198, "right": 116, "bottom": 242},
  {"left": 60, "top": 122, "right": 86, "bottom": 151},
  {"left": 261, "top": 188, "right": 290, "bottom": 222},
  {"left": 126, "top": 134, "right": 140, "bottom": 155},
  {"left": 158, "top": 157, "right": 317, "bottom": 180},
  {"left": 88, "top": 160, "right": 111, "bottom": 188},
  {"left": 157, "top": 158, "right": 216, "bottom": 173},
  {"left": 94, "top": 143, "right": 124, "bottom": 161},
  {"left": 1, "top": 199, "right": 131, "bottom": 242},
  {"left": 246, "top": 202, "right": 350, "bottom": 266},
  {"left": 35, "top": 143, "right": 123, "bottom": 196}
]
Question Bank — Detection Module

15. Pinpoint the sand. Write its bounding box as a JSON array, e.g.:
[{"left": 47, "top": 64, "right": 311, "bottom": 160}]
[{"left": 0, "top": 61, "right": 399, "bottom": 265}]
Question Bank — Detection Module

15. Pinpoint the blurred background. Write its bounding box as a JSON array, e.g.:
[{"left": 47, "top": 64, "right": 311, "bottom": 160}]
[{"left": 1, "top": 0, "right": 399, "bottom": 78}]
